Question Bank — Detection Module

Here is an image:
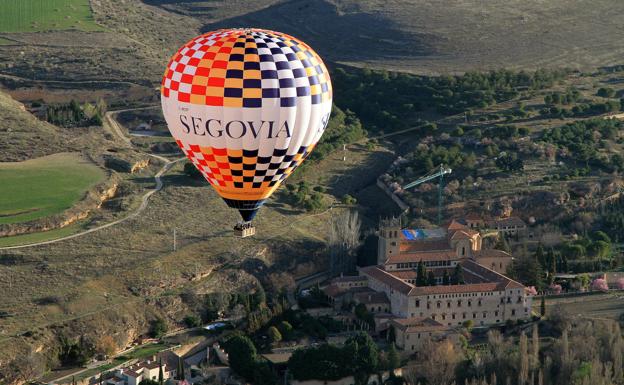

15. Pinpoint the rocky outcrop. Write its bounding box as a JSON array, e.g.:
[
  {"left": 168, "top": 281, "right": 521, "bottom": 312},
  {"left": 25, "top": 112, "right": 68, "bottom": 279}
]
[{"left": 130, "top": 159, "right": 150, "bottom": 173}]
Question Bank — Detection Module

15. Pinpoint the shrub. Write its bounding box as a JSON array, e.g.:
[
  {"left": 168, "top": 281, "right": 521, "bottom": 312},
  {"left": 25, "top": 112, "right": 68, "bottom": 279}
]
[
  {"left": 267, "top": 326, "right": 282, "bottom": 343},
  {"left": 277, "top": 321, "right": 293, "bottom": 340},
  {"left": 150, "top": 317, "right": 168, "bottom": 338},
  {"left": 341, "top": 194, "right": 357, "bottom": 205},
  {"left": 591, "top": 278, "right": 609, "bottom": 292},
  {"left": 183, "top": 314, "right": 201, "bottom": 328}
]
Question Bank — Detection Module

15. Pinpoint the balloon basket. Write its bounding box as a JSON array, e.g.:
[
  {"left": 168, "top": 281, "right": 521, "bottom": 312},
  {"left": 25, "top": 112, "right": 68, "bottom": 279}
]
[{"left": 234, "top": 222, "right": 255, "bottom": 238}]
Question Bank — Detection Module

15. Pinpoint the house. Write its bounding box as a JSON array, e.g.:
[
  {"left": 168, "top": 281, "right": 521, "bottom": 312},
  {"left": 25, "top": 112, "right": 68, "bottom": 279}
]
[
  {"left": 106, "top": 354, "right": 176, "bottom": 385},
  {"left": 389, "top": 317, "right": 458, "bottom": 351}
]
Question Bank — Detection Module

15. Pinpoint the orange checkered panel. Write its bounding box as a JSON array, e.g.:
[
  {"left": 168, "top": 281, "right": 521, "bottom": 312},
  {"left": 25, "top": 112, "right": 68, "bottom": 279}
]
[{"left": 161, "top": 29, "right": 332, "bottom": 108}]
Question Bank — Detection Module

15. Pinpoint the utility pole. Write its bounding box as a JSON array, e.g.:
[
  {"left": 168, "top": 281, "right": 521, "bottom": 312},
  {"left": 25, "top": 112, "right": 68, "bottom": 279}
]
[{"left": 173, "top": 228, "right": 177, "bottom": 252}]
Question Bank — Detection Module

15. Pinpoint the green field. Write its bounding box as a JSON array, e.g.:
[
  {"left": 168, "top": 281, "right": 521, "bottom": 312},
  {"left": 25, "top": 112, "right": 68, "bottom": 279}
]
[
  {"left": 0, "top": 0, "right": 103, "bottom": 33},
  {"left": 0, "top": 37, "right": 13, "bottom": 45},
  {"left": 0, "top": 153, "right": 105, "bottom": 225}
]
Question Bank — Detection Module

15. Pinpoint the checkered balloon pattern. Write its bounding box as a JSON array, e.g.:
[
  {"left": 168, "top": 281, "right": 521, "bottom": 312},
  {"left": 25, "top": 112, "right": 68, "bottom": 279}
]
[{"left": 161, "top": 28, "right": 333, "bottom": 221}]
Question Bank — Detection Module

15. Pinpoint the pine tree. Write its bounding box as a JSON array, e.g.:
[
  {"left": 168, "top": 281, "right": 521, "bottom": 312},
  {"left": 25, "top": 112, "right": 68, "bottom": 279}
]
[
  {"left": 540, "top": 295, "right": 546, "bottom": 317},
  {"left": 442, "top": 270, "right": 450, "bottom": 285}
]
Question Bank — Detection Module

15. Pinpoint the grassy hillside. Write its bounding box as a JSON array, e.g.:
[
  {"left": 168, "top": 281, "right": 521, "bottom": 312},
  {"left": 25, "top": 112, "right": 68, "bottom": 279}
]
[
  {"left": 0, "top": 0, "right": 102, "bottom": 33},
  {"left": 149, "top": 0, "right": 624, "bottom": 74},
  {"left": 0, "top": 153, "right": 105, "bottom": 225},
  {"left": 0, "top": 90, "right": 70, "bottom": 162}
]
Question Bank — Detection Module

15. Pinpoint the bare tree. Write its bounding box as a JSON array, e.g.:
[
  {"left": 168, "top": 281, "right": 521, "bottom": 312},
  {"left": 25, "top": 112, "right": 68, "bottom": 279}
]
[
  {"left": 328, "top": 210, "right": 361, "bottom": 276},
  {"left": 8, "top": 351, "right": 45, "bottom": 383},
  {"left": 531, "top": 323, "right": 540, "bottom": 370},
  {"left": 518, "top": 332, "right": 529, "bottom": 385},
  {"left": 405, "top": 339, "right": 460, "bottom": 385}
]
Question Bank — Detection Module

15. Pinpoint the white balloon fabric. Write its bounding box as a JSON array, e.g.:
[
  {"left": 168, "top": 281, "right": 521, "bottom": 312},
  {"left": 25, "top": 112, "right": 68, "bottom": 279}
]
[{"left": 161, "top": 29, "right": 332, "bottom": 222}]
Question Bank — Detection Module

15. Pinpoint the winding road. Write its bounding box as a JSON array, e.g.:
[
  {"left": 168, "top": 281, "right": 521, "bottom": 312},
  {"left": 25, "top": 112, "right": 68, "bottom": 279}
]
[{"left": 0, "top": 107, "right": 184, "bottom": 250}]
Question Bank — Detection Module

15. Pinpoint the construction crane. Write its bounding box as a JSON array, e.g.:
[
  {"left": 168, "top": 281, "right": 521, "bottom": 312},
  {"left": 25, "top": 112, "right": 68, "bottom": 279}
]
[{"left": 403, "top": 164, "right": 452, "bottom": 225}]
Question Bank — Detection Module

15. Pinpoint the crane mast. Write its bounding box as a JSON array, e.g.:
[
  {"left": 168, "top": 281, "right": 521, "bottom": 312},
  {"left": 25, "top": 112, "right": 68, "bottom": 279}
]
[{"left": 403, "top": 164, "right": 452, "bottom": 225}]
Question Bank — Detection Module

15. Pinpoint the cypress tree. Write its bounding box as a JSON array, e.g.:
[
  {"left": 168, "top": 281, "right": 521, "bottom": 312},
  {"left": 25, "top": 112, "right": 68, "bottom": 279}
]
[
  {"left": 416, "top": 260, "right": 427, "bottom": 286},
  {"left": 427, "top": 270, "right": 436, "bottom": 286},
  {"left": 176, "top": 355, "right": 185, "bottom": 380},
  {"left": 452, "top": 264, "right": 465, "bottom": 284},
  {"left": 158, "top": 356, "right": 164, "bottom": 385}
]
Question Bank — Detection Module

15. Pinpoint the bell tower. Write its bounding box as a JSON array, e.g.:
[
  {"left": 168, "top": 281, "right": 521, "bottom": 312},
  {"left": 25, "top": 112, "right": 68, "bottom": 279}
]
[{"left": 377, "top": 217, "right": 402, "bottom": 265}]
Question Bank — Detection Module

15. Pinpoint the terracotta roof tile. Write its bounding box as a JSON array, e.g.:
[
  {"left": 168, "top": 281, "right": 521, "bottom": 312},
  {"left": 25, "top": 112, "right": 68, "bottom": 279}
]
[
  {"left": 353, "top": 291, "right": 390, "bottom": 304},
  {"left": 400, "top": 238, "right": 452, "bottom": 252},
  {"left": 450, "top": 229, "right": 479, "bottom": 240},
  {"left": 473, "top": 249, "right": 512, "bottom": 259},
  {"left": 447, "top": 219, "right": 468, "bottom": 230},
  {"left": 387, "top": 250, "right": 457, "bottom": 264},
  {"left": 359, "top": 266, "right": 414, "bottom": 295},
  {"left": 408, "top": 282, "right": 500, "bottom": 296}
]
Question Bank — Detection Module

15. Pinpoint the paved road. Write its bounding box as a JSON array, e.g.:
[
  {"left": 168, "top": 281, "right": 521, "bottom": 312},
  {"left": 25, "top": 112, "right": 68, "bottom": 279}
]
[{"left": 0, "top": 107, "right": 184, "bottom": 250}]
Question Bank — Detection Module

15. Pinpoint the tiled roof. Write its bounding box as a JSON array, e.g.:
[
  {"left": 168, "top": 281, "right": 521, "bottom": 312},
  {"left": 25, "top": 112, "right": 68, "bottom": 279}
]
[
  {"left": 473, "top": 249, "right": 512, "bottom": 259},
  {"left": 447, "top": 219, "right": 468, "bottom": 230},
  {"left": 408, "top": 282, "right": 501, "bottom": 296},
  {"left": 450, "top": 229, "right": 479, "bottom": 240},
  {"left": 386, "top": 250, "right": 458, "bottom": 264},
  {"left": 400, "top": 238, "right": 451, "bottom": 252},
  {"left": 495, "top": 216, "right": 526, "bottom": 227},
  {"left": 353, "top": 291, "right": 390, "bottom": 304},
  {"left": 359, "top": 266, "right": 414, "bottom": 295},
  {"left": 460, "top": 259, "right": 524, "bottom": 289},
  {"left": 122, "top": 368, "right": 140, "bottom": 378}
]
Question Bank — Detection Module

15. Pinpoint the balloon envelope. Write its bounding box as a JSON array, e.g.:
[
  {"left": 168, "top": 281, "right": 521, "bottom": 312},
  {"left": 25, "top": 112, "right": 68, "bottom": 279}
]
[{"left": 161, "top": 28, "right": 332, "bottom": 222}]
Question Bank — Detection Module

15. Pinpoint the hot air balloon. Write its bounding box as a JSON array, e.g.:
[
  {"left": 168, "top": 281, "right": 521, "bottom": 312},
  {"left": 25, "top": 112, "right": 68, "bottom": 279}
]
[{"left": 161, "top": 28, "right": 332, "bottom": 236}]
